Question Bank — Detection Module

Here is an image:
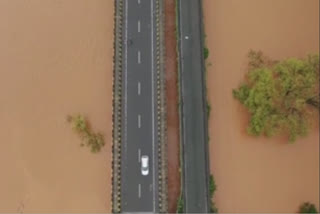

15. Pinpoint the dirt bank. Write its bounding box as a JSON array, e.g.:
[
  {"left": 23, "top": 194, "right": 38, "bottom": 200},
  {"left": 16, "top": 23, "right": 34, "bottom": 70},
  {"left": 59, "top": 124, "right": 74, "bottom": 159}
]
[
  {"left": 164, "top": 0, "right": 181, "bottom": 212},
  {"left": 0, "top": 0, "right": 113, "bottom": 212},
  {"left": 203, "top": 0, "right": 319, "bottom": 212}
]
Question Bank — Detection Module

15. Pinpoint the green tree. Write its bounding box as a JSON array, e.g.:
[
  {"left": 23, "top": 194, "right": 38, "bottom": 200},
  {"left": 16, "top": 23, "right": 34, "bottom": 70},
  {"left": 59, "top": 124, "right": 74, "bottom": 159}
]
[{"left": 233, "top": 51, "right": 319, "bottom": 142}]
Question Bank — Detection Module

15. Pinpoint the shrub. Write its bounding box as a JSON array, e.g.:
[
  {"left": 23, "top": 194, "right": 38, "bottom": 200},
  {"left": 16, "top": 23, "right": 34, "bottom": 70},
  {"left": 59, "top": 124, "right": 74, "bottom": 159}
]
[
  {"left": 67, "top": 114, "right": 105, "bottom": 153},
  {"left": 299, "top": 202, "right": 318, "bottom": 213},
  {"left": 177, "top": 196, "right": 184, "bottom": 213},
  {"left": 209, "top": 174, "right": 218, "bottom": 213},
  {"left": 209, "top": 174, "right": 217, "bottom": 198},
  {"left": 210, "top": 201, "right": 218, "bottom": 213},
  {"left": 207, "top": 102, "right": 211, "bottom": 118},
  {"left": 204, "top": 47, "right": 209, "bottom": 60}
]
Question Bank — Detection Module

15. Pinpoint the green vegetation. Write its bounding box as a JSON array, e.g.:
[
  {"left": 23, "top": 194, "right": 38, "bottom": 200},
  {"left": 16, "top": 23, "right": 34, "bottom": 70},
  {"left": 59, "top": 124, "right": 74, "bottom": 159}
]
[
  {"left": 299, "top": 202, "right": 318, "bottom": 213},
  {"left": 233, "top": 50, "right": 319, "bottom": 142},
  {"left": 177, "top": 195, "right": 184, "bottom": 213},
  {"left": 204, "top": 47, "right": 209, "bottom": 60},
  {"left": 207, "top": 102, "right": 211, "bottom": 118},
  {"left": 209, "top": 174, "right": 218, "bottom": 213},
  {"left": 209, "top": 174, "right": 216, "bottom": 197},
  {"left": 204, "top": 40, "right": 211, "bottom": 120},
  {"left": 67, "top": 114, "right": 105, "bottom": 153}
]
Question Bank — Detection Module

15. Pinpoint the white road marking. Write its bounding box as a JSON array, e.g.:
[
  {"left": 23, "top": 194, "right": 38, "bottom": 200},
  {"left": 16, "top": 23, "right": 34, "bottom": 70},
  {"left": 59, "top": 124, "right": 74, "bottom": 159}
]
[
  {"left": 138, "top": 149, "right": 141, "bottom": 162},
  {"left": 138, "top": 0, "right": 141, "bottom": 4},
  {"left": 138, "top": 51, "right": 141, "bottom": 64},
  {"left": 124, "top": 0, "right": 128, "bottom": 171},
  {"left": 138, "top": 82, "right": 141, "bottom": 95},
  {"left": 138, "top": 114, "right": 141, "bottom": 128},
  {"left": 138, "top": 20, "right": 141, "bottom": 33},
  {"left": 151, "top": 0, "right": 155, "bottom": 212},
  {"left": 138, "top": 184, "right": 141, "bottom": 198}
]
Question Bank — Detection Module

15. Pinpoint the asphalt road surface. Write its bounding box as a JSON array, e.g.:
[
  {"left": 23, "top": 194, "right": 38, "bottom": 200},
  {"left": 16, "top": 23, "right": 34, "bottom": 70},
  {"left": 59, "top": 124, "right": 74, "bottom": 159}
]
[
  {"left": 177, "top": 0, "right": 210, "bottom": 212},
  {"left": 120, "top": 0, "right": 159, "bottom": 213}
]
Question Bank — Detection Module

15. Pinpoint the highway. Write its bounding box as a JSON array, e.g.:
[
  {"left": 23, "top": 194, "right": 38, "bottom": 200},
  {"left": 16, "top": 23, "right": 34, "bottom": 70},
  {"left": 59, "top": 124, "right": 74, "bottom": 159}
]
[
  {"left": 177, "top": 0, "right": 210, "bottom": 213},
  {"left": 120, "top": 0, "right": 159, "bottom": 212}
]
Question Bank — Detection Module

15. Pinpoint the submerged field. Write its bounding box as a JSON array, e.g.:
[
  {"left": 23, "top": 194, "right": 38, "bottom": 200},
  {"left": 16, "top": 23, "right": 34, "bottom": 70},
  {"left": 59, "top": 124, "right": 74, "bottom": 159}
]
[
  {"left": 0, "top": 0, "right": 113, "bottom": 212},
  {"left": 203, "top": 0, "right": 319, "bottom": 212}
]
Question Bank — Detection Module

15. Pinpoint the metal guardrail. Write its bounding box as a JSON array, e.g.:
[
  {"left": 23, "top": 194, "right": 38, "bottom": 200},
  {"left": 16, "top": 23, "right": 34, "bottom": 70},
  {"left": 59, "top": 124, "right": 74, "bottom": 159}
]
[
  {"left": 112, "top": 0, "right": 124, "bottom": 212},
  {"left": 156, "top": 0, "right": 168, "bottom": 212}
]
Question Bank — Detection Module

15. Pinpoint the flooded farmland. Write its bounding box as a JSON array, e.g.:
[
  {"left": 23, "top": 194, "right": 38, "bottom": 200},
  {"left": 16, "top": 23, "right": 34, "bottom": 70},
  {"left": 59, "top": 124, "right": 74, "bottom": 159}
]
[
  {"left": 204, "top": 0, "right": 319, "bottom": 213},
  {"left": 0, "top": 0, "right": 113, "bottom": 212}
]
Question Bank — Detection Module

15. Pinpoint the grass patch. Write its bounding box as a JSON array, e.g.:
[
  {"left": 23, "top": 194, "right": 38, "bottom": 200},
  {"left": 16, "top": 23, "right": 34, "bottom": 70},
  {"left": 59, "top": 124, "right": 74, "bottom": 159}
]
[{"left": 67, "top": 114, "right": 105, "bottom": 153}]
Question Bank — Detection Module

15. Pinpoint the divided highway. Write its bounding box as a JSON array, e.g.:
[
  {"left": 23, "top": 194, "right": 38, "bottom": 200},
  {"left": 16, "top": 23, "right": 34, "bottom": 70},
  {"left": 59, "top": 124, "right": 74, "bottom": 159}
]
[
  {"left": 177, "top": 0, "right": 211, "bottom": 213},
  {"left": 120, "top": 0, "right": 159, "bottom": 212}
]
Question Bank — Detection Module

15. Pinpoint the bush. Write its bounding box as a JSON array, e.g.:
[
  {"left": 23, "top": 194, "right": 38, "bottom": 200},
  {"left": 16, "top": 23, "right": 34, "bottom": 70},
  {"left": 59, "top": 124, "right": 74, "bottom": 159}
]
[
  {"left": 207, "top": 102, "right": 211, "bottom": 118},
  {"left": 299, "top": 202, "right": 318, "bottom": 213},
  {"left": 177, "top": 196, "right": 184, "bottom": 213},
  {"left": 209, "top": 174, "right": 218, "bottom": 213},
  {"left": 67, "top": 114, "right": 105, "bottom": 153},
  {"left": 209, "top": 174, "right": 216, "bottom": 198},
  {"left": 204, "top": 47, "right": 209, "bottom": 60},
  {"left": 210, "top": 201, "right": 218, "bottom": 213}
]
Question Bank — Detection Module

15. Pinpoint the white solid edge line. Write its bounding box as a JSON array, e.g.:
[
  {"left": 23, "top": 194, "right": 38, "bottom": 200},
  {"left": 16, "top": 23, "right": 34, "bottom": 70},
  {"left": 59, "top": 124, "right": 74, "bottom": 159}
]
[
  {"left": 124, "top": 0, "right": 128, "bottom": 170},
  {"left": 151, "top": 0, "right": 155, "bottom": 212}
]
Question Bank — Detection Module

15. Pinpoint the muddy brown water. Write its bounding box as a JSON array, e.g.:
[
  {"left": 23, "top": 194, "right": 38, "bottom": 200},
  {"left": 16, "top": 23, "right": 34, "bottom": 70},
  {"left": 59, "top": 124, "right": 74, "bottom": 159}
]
[
  {"left": 203, "top": 0, "right": 319, "bottom": 212},
  {"left": 0, "top": 0, "right": 113, "bottom": 212}
]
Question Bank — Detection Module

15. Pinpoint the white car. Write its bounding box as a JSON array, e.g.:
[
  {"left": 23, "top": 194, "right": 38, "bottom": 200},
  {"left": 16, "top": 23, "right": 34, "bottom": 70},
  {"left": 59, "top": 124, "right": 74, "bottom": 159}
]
[{"left": 141, "top": 155, "right": 149, "bottom": 176}]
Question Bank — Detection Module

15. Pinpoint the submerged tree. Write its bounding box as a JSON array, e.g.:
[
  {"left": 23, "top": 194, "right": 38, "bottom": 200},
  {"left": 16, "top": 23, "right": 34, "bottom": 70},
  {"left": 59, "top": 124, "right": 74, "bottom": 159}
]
[{"left": 233, "top": 50, "right": 319, "bottom": 142}]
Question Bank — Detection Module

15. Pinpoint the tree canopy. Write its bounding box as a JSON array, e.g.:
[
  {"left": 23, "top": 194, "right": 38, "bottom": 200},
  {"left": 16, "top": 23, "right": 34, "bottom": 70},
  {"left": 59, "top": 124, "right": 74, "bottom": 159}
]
[{"left": 233, "top": 50, "right": 319, "bottom": 142}]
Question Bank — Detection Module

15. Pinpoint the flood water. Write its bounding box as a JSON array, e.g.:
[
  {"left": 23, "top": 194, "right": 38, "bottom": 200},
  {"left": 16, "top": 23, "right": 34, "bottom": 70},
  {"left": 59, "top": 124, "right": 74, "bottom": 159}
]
[
  {"left": 204, "top": 0, "right": 319, "bottom": 212},
  {"left": 0, "top": 0, "right": 113, "bottom": 212}
]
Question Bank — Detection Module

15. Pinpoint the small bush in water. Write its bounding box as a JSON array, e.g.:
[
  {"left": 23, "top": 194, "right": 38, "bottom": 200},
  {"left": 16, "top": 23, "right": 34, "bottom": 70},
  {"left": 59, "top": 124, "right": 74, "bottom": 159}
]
[
  {"left": 67, "top": 114, "right": 105, "bottom": 153},
  {"left": 299, "top": 202, "right": 318, "bottom": 213}
]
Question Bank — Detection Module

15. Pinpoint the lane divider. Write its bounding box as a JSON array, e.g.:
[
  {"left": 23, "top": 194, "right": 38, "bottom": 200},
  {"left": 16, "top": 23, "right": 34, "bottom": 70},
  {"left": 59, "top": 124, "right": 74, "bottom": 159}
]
[
  {"left": 112, "top": 0, "right": 124, "bottom": 212},
  {"left": 155, "top": 0, "right": 168, "bottom": 212}
]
